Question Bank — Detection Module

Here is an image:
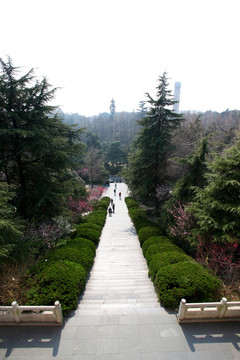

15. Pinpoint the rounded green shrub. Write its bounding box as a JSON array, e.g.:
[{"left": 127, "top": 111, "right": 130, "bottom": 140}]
[
  {"left": 155, "top": 261, "right": 222, "bottom": 309},
  {"left": 76, "top": 222, "right": 102, "bottom": 232},
  {"left": 129, "top": 213, "right": 153, "bottom": 232},
  {"left": 71, "top": 222, "right": 102, "bottom": 239},
  {"left": 145, "top": 242, "right": 184, "bottom": 265},
  {"left": 138, "top": 226, "right": 163, "bottom": 246},
  {"left": 142, "top": 236, "right": 172, "bottom": 257},
  {"left": 86, "top": 212, "right": 106, "bottom": 227},
  {"left": 92, "top": 209, "right": 106, "bottom": 217},
  {"left": 46, "top": 246, "right": 94, "bottom": 272},
  {"left": 148, "top": 251, "right": 193, "bottom": 282},
  {"left": 97, "top": 196, "right": 110, "bottom": 209},
  {"left": 73, "top": 227, "right": 101, "bottom": 245},
  {"left": 67, "top": 237, "right": 96, "bottom": 255},
  {"left": 125, "top": 197, "right": 139, "bottom": 209},
  {"left": 135, "top": 219, "right": 157, "bottom": 232},
  {"left": 27, "top": 260, "right": 86, "bottom": 315}
]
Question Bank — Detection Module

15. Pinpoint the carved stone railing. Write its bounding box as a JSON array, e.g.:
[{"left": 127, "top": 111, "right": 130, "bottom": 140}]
[
  {"left": 0, "top": 301, "right": 63, "bottom": 326},
  {"left": 177, "top": 297, "right": 240, "bottom": 323}
]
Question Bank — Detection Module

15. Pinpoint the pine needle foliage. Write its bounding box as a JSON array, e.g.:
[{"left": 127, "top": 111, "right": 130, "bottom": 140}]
[
  {"left": 172, "top": 137, "right": 209, "bottom": 202},
  {"left": 189, "top": 135, "right": 240, "bottom": 242}
]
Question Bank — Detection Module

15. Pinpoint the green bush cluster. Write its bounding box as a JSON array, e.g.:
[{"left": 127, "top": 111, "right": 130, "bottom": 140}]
[
  {"left": 27, "top": 261, "right": 86, "bottom": 315},
  {"left": 148, "top": 251, "right": 192, "bottom": 282},
  {"left": 155, "top": 262, "right": 221, "bottom": 309},
  {"left": 124, "top": 197, "right": 139, "bottom": 209},
  {"left": 138, "top": 226, "right": 164, "bottom": 246},
  {"left": 125, "top": 196, "right": 222, "bottom": 309},
  {"left": 95, "top": 196, "right": 110, "bottom": 210},
  {"left": 126, "top": 198, "right": 160, "bottom": 233},
  {"left": 26, "top": 197, "right": 110, "bottom": 315},
  {"left": 142, "top": 236, "right": 172, "bottom": 257}
]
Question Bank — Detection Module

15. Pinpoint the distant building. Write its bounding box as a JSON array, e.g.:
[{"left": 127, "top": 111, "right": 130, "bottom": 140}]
[{"left": 173, "top": 81, "right": 181, "bottom": 113}]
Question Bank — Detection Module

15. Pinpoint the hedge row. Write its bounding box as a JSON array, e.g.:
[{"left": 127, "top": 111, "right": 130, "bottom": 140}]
[
  {"left": 125, "top": 197, "right": 221, "bottom": 309},
  {"left": 26, "top": 196, "right": 110, "bottom": 315}
]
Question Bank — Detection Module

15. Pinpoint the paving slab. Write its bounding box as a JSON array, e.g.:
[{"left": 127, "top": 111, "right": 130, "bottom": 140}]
[{"left": 0, "top": 183, "right": 239, "bottom": 359}]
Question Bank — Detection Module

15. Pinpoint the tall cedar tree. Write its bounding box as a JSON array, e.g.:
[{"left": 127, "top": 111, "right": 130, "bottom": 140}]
[
  {"left": 189, "top": 135, "right": 240, "bottom": 242},
  {"left": 0, "top": 57, "right": 84, "bottom": 220},
  {"left": 126, "top": 72, "right": 184, "bottom": 207}
]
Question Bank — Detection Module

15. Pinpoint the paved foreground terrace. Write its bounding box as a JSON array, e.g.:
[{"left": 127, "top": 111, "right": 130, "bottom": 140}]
[{"left": 0, "top": 183, "right": 239, "bottom": 359}]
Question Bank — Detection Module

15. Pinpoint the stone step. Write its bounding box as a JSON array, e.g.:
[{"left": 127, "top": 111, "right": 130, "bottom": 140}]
[
  {"left": 78, "top": 302, "right": 160, "bottom": 310},
  {"left": 80, "top": 297, "right": 158, "bottom": 305}
]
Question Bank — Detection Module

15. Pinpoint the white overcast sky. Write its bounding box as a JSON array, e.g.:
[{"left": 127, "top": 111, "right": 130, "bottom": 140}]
[{"left": 1, "top": 0, "right": 240, "bottom": 116}]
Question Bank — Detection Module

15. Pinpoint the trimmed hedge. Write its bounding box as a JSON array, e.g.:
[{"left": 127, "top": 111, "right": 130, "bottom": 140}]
[
  {"left": 155, "top": 261, "right": 222, "bottom": 309},
  {"left": 138, "top": 226, "right": 163, "bottom": 246},
  {"left": 145, "top": 243, "right": 184, "bottom": 266},
  {"left": 128, "top": 208, "right": 154, "bottom": 232},
  {"left": 142, "top": 236, "right": 173, "bottom": 257},
  {"left": 67, "top": 237, "right": 96, "bottom": 255},
  {"left": 125, "top": 197, "right": 139, "bottom": 209},
  {"left": 72, "top": 227, "right": 101, "bottom": 245},
  {"left": 86, "top": 211, "right": 107, "bottom": 227},
  {"left": 27, "top": 260, "right": 87, "bottom": 315},
  {"left": 75, "top": 222, "right": 102, "bottom": 232},
  {"left": 46, "top": 246, "right": 94, "bottom": 273},
  {"left": 148, "top": 251, "right": 193, "bottom": 282},
  {"left": 26, "top": 196, "right": 110, "bottom": 316},
  {"left": 96, "top": 196, "right": 110, "bottom": 210},
  {"left": 125, "top": 196, "right": 222, "bottom": 310}
]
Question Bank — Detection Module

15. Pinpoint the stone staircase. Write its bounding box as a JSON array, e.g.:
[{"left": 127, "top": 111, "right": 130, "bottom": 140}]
[{"left": 78, "top": 184, "right": 160, "bottom": 315}]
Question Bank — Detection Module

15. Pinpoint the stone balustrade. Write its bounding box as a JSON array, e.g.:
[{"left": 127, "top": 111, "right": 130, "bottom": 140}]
[
  {"left": 0, "top": 301, "right": 63, "bottom": 326},
  {"left": 177, "top": 297, "right": 240, "bottom": 323}
]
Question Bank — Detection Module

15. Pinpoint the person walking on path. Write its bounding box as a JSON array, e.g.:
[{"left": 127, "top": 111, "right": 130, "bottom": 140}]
[
  {"left": 108, "top": 206, "right": 112, "bottom": 216},
  {"left": 114, "top": 188, "right": 116, "bottom": 196},
  {"left": 119, "top": 191, "right": 121, "bottom": 200},
  {"left": 110, "top": 198, "right": 113, "bottom": 206},
  {"left": 112, "top": 203, "right": 115, "bottom": 213}
]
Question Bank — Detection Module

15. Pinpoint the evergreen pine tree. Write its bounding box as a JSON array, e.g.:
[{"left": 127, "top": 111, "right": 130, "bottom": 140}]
[
  {"left": 189, "top": 135, "right": 240, "bottom": 242},
  {"left": 0, "top": 57, "right": 85, "bottom": 219},
  {"left": 172, "top": 137, "right": 209, "bottom": 202},
  {"left": 126, "top": 72, "right": 184, "bottom": 207}
]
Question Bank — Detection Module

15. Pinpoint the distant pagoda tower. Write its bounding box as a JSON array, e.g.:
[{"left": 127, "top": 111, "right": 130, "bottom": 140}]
[{"left": 173, "top": 81, "right": 181, "bottom": 113}]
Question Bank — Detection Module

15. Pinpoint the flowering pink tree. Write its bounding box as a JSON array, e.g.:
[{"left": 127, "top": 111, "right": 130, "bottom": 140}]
[
  {"left": 24, "top": 216, "right": 73, "bottom": 250},
  {"left": 68, "top": 197, "right": 93, "bottom": 216},
  {"left": 195, "top": 236, "right": 240, "bottom": 281},
  {"left": 168, "top": 202, "right": 193, "bottom": 238},
  {"left": 68, "top": 186, "right": 104, "bottom": 220}
]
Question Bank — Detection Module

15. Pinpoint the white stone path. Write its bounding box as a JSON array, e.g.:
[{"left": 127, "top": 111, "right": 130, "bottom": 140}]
[{"left": 0, "top": 183, "right": 239, "bottom": 359}]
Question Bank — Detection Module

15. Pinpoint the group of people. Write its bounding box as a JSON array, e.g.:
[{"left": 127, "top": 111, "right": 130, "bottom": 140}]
[{"left": 108, "top": 184, "right": 122, "bottom": 216}]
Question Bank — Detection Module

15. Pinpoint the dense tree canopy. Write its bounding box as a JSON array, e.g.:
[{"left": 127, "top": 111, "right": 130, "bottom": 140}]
[{"left": 0, "top": 57, "right": 85, "bottom": 220}]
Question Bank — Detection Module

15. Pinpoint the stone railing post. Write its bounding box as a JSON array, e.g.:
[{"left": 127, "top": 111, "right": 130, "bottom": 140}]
[
  {"left": 219, "top": 297, "right": 227, "bottom": 318},
  {"left": 54, "top": 301, "right": 63, "bottom": 324},
  {"left": 12, "top": 301, "right": 21, "bottom": 323},
  {"left": 178, "top": 298, "right": 186, "bottom": 321}
]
